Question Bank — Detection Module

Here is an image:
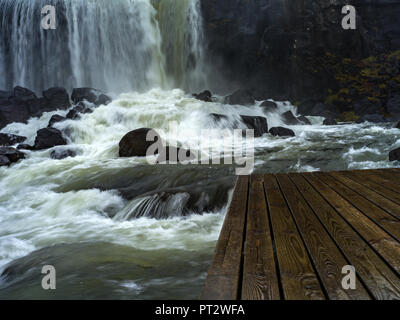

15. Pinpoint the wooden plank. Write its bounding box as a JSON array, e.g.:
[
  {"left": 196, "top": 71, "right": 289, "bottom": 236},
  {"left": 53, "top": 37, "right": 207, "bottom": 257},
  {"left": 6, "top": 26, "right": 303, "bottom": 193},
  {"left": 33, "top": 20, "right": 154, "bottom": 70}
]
[
  {"left": 330, "top": 172, "right": 400, "bottom": 220},
  {"left": 352, "top": 170, "right": 400, "bottom": 194},
  {"left": 291, "top": 173, "right": 400, "bottom": 299},
  {"left": 316, "top": 172, "right": 400, "bottom": 242},
  {"left": 342, "top": 171, "right": 400, "bottom": 207},
  {"left": 201, "top": 176, "right": 248, "bottom": 300},
  {"left": 263, "top": 174, "right": 325, "bottom": 300},
  {"left": 304, "top": 172, "right": 400, "bottom": 275},
  {"left": 276, "top": 174, "right": 370, "bottom": 300},
  {"left": 241, "top": 175, "right": 280, "bottom": 300}
]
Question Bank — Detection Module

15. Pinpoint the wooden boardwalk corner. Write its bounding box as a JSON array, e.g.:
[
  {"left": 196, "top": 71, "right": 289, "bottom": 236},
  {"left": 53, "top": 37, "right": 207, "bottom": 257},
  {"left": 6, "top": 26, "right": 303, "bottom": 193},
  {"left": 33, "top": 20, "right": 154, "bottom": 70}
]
[{"left": 201, "top": 169, "right": 400, "bottom": 300}]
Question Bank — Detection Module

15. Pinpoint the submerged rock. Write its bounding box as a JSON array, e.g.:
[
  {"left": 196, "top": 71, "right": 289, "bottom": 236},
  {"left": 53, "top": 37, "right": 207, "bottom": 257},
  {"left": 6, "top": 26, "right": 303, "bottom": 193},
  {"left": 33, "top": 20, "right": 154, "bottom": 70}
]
[
  {"left": 297, "top": 115, "right": 311, "bottom": 125},
  {"left": 71, "top": 88, "right": 111, "bottom": 106},
  {"left": 33, "top": 128, "right": 67, "bottom": 150},
  {"left": 225, "top": 89, "right": 255, "bottom": 106},
  {"left": 119, "top": 128, "right": 162, "bottom": 157},
  {"left": 209, "top": 113, "right": 229, "bottom": 122},
  {"left": 66, "top": 103, "right": 93, "bottom": 120},
  {"left": 323, "top": 118, "right": 338, "bottom": 126},
  {"left": 0, "top": 133, "right": 26, "bottom": 146},
  {"left": 50, "top": 149, "right": 77, "bottom": 160},
  {"left": 0, "top": 146, "right": 25, "bottom": 164},
  {"left": 0, "top": 154, "right": 10, "bottom": 166},
  {"left": 193, "top": 90, "right": 212, "bottom": 102},
  {"left": 260, "top": 100, "right": 278, "bottom": 113},
  {"left": 48, "top": 114, "right": 67, "bottom": 127},
  {"left": 240, "top": 115, "right": 268, "bottom": 137},
  {"left": 389, "top": 147, "right": 400, "bottom": 162},
  {"left": 281, "top": 111, "right": 300, "bottom": 125},
  {"left": 269, "top": 127, "right": 295, "bottom": 137}
]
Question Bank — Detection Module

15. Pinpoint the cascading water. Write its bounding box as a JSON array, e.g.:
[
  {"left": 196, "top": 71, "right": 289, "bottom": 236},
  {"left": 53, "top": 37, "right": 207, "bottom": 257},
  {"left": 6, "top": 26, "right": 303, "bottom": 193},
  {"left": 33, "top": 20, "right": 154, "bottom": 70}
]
[{"left": 0, "top": 0, "right": 206, "bottom": 93}]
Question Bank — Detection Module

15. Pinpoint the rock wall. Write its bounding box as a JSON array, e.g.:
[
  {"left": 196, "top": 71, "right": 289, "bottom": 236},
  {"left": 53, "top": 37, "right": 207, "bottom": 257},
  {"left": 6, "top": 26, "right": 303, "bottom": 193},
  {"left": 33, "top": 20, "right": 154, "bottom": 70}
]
[{"left": 201, "top": 0, "right": 400, "bottom": 119}]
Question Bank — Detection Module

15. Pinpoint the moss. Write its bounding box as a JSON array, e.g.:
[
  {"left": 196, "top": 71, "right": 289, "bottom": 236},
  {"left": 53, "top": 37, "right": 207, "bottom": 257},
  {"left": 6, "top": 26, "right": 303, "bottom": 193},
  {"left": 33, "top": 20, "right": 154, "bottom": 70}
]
[{"left": 340, "top": 112, "right": 359, "bottom": 122}]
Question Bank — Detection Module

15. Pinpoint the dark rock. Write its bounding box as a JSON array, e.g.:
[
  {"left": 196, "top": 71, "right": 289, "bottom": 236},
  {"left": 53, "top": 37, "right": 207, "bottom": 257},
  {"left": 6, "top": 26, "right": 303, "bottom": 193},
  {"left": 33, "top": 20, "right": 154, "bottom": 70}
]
[
  {"left": 386, "top": 94, "right": 400, "bottom": 114},
  {"left": 50, "top": 149, "right": 77, "bottom": 160},
  {"left": 119, "top": 128, "right": 162, "bottom": 157},
  {"left": 48, "top": 114, "right": 67, "bottom": 127},
  {"left": 396, "top": 122, "right": 400, "bottom": 129},
  {"left": 193, "top": 90, "right": 212, "bottom": 102},
  {"left": 225, "top": 89, "right": 255, "bottom": 106},
  {"left": 323, "top": 118, "right": 338, "bottom": 126},
  {"left": 33, "top": 128, "right": 67, "bottom": 150},
  {"left": 1, "top": 86, "right": 71, "bottom": 130},
  {"left": 297, "top": 115, "right": 312, "bottom": 125},
  {"left": 357, "top": 114, "right": 386, "bottom": 123},
  {"left": 0, "top": 155, "right": 10, "bottom": 166},
  {"left": 269, "top": 127, "right": 295, "bottom": 137},
  {"left": 13, "top": 86, "right": 37, "bottom": 101},
  {"left": 260, "top": 100, "right": 278, "bottom": 113},
  {"left": 389, "top": 147, "right": 400, "bottom": 162},
  {"left": 281, "top": 111, "right": 300, "bottom": 125},
  {"left": 157, "top": 146, "right": 196, "bottom": 163},
  {"left": 354, "top": 98, "right": 380, "bottom": 116},
  {"left": 42, "top": 87, "right": 70, "bottom": 110},
  {"left": 0, "top": 90, "right": 12, "bottom": 100},
  {"left": 240, "top": 115, "right": 268, "bottom": 137},
  {"left": 209, "top": 113, "right": 228, "bottom": 121},
  {"left": 17, "top": 144, "right": 34, "bottom": 150},
  {"left": 66, "top": 103, "right": 92, "bottom": 120},
  {"left": 0, "top": 146, "right": 25, "bottom": 163},
  {"left": 0, "top": 133, "right": 26, "bottom": 146},
  {"left": 71, "top": 88, "right": 111, "bottom": 106}
]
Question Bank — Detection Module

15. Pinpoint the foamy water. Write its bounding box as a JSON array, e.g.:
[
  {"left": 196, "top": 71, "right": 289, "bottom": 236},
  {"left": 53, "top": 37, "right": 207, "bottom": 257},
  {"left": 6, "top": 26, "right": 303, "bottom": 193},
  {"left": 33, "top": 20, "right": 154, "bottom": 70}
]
[{"left": 0, "top": 88, "right": 399, "bottom": 299}]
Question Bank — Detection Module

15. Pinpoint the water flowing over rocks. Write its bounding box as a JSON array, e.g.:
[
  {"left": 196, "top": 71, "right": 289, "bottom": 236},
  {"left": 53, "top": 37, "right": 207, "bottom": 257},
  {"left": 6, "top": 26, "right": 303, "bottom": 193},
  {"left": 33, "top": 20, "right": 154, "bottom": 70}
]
[
  {"left": 119, "top": 128, "right": 162, "bottom": 158},
  {"left": 48, "top": 115, "right": 67, "bottom": 128},
  {"left": 260, "top": 101, "right": 278, "bottom": 113},
  {"left": 71, "top": 88, "right": 111, "bottom": 106},
  {"left": 50, "top": 149, "right": 77, "bottom": 160}
]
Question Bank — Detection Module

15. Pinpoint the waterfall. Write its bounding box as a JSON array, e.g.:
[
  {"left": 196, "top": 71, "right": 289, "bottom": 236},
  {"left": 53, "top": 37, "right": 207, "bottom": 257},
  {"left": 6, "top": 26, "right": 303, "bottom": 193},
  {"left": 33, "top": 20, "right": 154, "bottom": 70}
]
[{"left": 0, "top": 0, "right": 206, "bottom": 93}]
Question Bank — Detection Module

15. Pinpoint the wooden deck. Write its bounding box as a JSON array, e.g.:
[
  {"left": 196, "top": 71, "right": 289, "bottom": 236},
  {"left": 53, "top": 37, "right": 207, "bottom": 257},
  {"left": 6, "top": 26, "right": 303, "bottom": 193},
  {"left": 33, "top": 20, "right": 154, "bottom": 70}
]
[{"left": 201, "top": 169, "right": 400, "bottom": 300}]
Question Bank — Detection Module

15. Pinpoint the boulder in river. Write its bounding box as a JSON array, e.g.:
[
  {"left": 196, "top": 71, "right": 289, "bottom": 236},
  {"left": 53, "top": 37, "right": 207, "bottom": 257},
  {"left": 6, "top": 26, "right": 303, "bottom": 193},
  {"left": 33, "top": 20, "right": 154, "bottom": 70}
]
[
  {"left": 17, "top": 144, "right": 34, "bottom": 150},
  {"left": 33, "top": 128, "right": 67, "bottom": 150},
  {"left": 50, "top": 149, "right": 77, "bottom": 160},
  {"left": 225, "top": 89, "right": 255, "bottom": 106},
  {"left": 323, "top": 118, "right": 338, "bottom": 125},
  {"left": 71, "top": 88, "right": 111, "bottom": 106},
  {"left": 269, "top": 127, "right": 295, "bottom": 137},
  {"left": 396, "top": 122, "right": 400, "bottom": 129},
  {"left": 119, "top": 128, "right": 162, "bottom": 157},
  {"left": 0, "top": 133, "right": 26, "bottom": 146},
  {"left": 281, "top": 111, "right": 301, "bottom": 125},
  {"left": 260, "top": 100, "right": 278, "bottom": 113},
  {"left": 48, "top": 114, "right": 67, "bottom": 127},
  {"left": 240, "top": 115, "right": 268, "bottom": 137},
  {"left": 209, "top": 113, "right": 229, "bottom": 122},
  {"left": 66, "top": 103, "right": 93, "bottom": 120},
  {"left": 193, "top": 90, "right": 212, "bottom": 102},
  {"left": 0, "top": 146, "right": 25, "bottom": 164},
  {"left": 389, "top": 147, "right": 400, "bottom": 162},
  {"left": 0, "top": 154, "right": 10, "bottom": 166},
  {"left": 297, "top": 115, "right": 312, "bottom": 125}
]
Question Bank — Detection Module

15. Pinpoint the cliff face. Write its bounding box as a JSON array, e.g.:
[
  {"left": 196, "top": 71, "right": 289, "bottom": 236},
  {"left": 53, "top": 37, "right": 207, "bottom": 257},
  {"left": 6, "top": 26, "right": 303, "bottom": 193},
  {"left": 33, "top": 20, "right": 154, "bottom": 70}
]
[{"left": 201, "top": 0, "right": 400, "bottom": 119}]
